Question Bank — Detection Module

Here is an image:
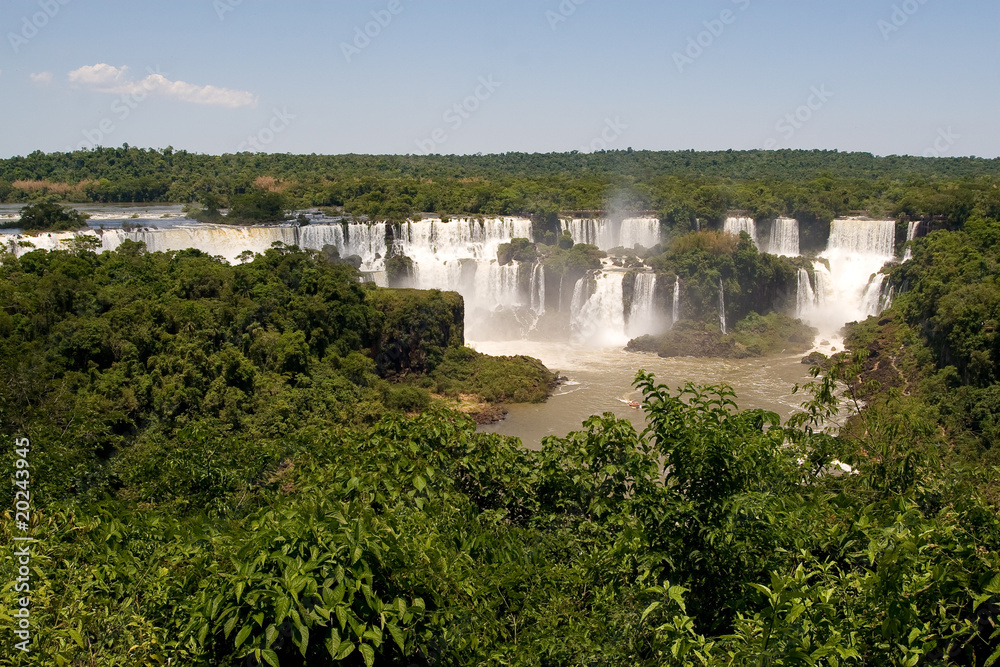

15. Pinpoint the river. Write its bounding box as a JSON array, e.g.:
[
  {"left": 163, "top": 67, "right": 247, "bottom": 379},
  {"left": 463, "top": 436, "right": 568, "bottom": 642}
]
[{"left": 471, "top": 340, "right": 823, "bottom": 449}]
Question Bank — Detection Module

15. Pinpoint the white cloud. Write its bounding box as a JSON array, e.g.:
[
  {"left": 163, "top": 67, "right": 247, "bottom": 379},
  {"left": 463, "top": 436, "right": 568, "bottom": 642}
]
[
  {"left": 68, "top": 63, "right": 129, "bottom": 87},
  {"left": 30, "top": 71, "right": 53, "bottom": 84},
  {"left": 67, "top": 63, "right": 256, "bottom": 108}
]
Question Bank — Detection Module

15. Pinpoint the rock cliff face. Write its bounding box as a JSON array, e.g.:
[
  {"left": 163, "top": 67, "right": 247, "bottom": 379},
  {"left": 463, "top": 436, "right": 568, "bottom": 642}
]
[{"left": 367, "top": 288, "right": 465, "bottom": 376}]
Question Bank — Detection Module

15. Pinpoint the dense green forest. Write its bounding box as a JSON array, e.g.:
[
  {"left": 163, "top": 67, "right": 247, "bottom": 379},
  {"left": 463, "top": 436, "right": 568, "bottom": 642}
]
[
  {"left": 1, "top": 236, "right": 998, "bottom": 665},
  {"left": 3, "top": 148, "right": 1000, "bottom": 243},
  {"left": 3, "top": 152, "right": 1000, "bottom": 665}
]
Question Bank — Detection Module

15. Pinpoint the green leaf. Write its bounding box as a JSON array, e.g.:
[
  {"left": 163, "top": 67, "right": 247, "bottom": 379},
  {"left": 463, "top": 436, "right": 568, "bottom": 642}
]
[
  {"left": 326, "top": 627, "right": 342, "bottom": 656},
  {"left": 387, "top": 623, "right": 405, "bottom": 652},
  {"left": 336, "top": 605, "right": 347, "bottom": 629},
  {"left": 336, "top": 641, "right": 356, "bottom": 660},
  {"left": 261, "top": 648, "right": 280, "bottom": 667},
  {"left": 359, "top": 643, "right": 375, "bottom": 667},
  {"left": 68, "top": 629, "right": 86, "bottom": 648},
  {"left": 275, "top": 597, "right": 291, "bottom": 625},
  {"left": 985, "top": 642, "right": 1000, "bottom": 667},
  {"left": 235, "top": 625, "right": 252, "bottom": 649},
  {"left": 294, "top": 624, "right": 309, "bottom": 657},
  {"left": 786, "top": 604, "right": 806, "bottom": 623},
  {"left": 223, "top": 614, "right": 238, "bottom": 638},
  {"left": 668, "top": 585, "right": 688, "bottom": 613}
]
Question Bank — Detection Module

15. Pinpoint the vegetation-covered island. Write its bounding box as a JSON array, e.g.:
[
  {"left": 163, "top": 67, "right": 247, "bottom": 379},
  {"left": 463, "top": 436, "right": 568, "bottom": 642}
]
[{"left": 2, "top": 148, "right": 1000, "bottom": 665}]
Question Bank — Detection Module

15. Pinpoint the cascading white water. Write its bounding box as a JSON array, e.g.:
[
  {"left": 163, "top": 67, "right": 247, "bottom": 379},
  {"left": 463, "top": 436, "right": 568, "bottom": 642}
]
[
  {"left": 107, "top": 225, "right": 300, "bottom": 262},
  {"left": 826, "top": 218, "right": 895, "bottom": 256},
  {"left": 477, "top": 261, "right": 522, "bottom": 309},
  {"left": 718, "top": 277, "right": 727, "bottom": 335},
  {"left": 561, "top": 217, "right": 660, "bottom": 251},
  {"left": 388, "top": 217, "right": 535, "bottom": 313},
  {"left": 562, "top": 219, "right": 614, "bottom": 249},
  {"left": 767, "top": 218, "right": 800, "bottom": 257},
  {"left": 618, "top": 218, "right": 661, "bottom": 250},
  {"left": 13, "top": 216, "right": 538, "bottom": 323},
  {"left": 300, "top": 222, "right": 387, "bottom": 270},
  {"left": 529, "top": 263, "right": 545, "bottom": 316},
  {"left": 798, "top": 219, "right": 896, "bottom": 341},
  {"left": 861, "top": 274, "right": 893, "bottom": 316},
  {"left": 570, "top": 272, "right": 628, "bottom": 346},
  {"left": 903, "top": 220, "right": 920, "bottom": 261},
  {"left": 5, "top": 209, "right": 901, "bottom": 350},
  {"left": 626, "top": 272, "right": 659, "bottom": 338},
  {"left": 724, "top": 217, "right": 757, "bottom": 246},
  {"left": 672, "top": 276, "right": 680, "bottom": 325},
  {"left": 796, "top": 268, "right": 816, "bottom": 315}
]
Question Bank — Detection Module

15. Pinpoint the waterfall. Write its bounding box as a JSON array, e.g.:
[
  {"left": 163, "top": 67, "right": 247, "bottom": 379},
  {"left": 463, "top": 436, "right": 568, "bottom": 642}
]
[
  {"left": 861, "top": 273, "right": 892, "bottom": 316},
  {"left": 724, "top": 217, "right": 757, "bottom": 247},
  {"left": 626, "top": 272, "right": 658, "bottom": 337},
  {"left": 797, "top": 219, "right": 896, "bottom": 340},
  {"left": 796, "top": 268, "right": 816, "bottom": 316},
  {"left": 386, "top": 217, "right": 535, "bottom": 312},
  {"left": 619, "top": 217, "right": 661, "bottom": 249},
  {"left": 562, "top": 219, "right": 614, "bottom": 249},
  {"left": 903, "top": 220, "right": 920, "bottom": 261},
  {"left": 672, "top": 276, "right": 680, "bottom": 326},
  {"left": 478, "top": 261, "right": 522, "bottom": 309},
  {"left": 570, "top": 272, "right": 628, "bottom": 346},
  {"left": 529, "top": 263, "right": 545, "bottom": 315},
  {"left": 767, "top": 218, "right": 800, "bottom": 257},
  {"left": 300, "top": 222, "right": 387, "bottom": 270},
  {"left": 826, "top": 218, "right": 895, "bottom": 256},
  {"left": 561, "top": 217, "right": 660, "bottom": 250},
  {"left": 718, "top": 277, "right": 727, "bottom": 335},
  {"left": 570, "top": 277, "right": 590, "bottom": 331},
  {"left": 12, "top": 216, "right": 538, "bottom": 331},
  {"left": 106, "top": 224, "right": 299, "bottom": 262}
]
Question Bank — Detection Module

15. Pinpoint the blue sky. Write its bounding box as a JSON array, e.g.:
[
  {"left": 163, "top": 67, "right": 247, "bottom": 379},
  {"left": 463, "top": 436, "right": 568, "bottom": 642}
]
[{"left": 1, "top": 0, "right": 997, "bottom": 158}]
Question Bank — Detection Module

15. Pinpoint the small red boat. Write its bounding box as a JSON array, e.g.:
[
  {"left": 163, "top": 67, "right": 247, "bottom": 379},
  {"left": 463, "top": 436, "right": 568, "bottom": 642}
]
[{"left": 627, "top": 400, "right": 640, "bottom": 409}]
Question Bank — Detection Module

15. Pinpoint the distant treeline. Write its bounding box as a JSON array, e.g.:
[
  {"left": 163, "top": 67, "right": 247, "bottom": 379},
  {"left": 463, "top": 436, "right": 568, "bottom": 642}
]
[{"left": 2, "top": 147, "right": 999, "bottom": 230}]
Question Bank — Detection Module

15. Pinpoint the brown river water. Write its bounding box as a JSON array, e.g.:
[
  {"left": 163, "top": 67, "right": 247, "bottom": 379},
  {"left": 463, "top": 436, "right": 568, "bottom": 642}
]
[{"left": 470, "top": 340, "right": 827, "bottom": 450}]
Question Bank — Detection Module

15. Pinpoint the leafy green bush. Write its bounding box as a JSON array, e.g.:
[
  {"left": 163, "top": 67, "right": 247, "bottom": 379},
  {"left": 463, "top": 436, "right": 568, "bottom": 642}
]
[
  {"left": 3, "top": 202, "right": 89, "bottom": 231},
  {"left": 387, "top": 385, "right": 431, "bottom": 412},
  {"left": 224, "top": 190, "right": 288, "bottom": 223}
]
